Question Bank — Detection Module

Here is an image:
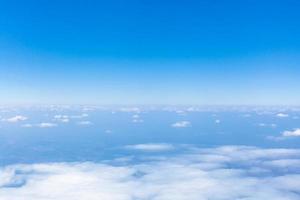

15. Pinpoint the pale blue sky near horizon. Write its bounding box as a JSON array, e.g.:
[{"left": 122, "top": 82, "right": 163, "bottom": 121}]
[{"left": 1, "top": 0, "right": 300, "bottom": 105}]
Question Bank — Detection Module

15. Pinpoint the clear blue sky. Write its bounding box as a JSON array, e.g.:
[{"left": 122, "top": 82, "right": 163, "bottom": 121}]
[{"left": 0, "top": 0, "right": 300, "bottom": 105}]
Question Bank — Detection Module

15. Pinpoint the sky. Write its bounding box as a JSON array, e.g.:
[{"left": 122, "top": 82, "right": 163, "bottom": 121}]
[
  {"left": 1, "top": 2, "right": 300, "bottom": 198},
  {"left": 1, "top": 0, "right": 300, "bottom": 104}
]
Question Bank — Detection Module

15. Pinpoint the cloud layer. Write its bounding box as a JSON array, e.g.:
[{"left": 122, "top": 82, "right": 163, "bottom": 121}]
[{"left": 1, "top": 145, "right": 300, "bottom": 200}]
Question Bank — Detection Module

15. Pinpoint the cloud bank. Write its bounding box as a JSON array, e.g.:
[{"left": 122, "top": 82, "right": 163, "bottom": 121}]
[{"left": 0, "top": 145, "right": 300, "bottom": 200}]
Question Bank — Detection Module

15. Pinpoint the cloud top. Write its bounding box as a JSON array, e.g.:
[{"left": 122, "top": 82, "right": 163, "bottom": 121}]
[{"left": 0, "top": 145, "right": 300, "bottom": 200}]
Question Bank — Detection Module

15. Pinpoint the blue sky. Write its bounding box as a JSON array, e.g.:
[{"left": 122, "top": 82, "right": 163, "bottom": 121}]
[{"left": 1, "top": 0, "right": 300, "bottom": 105}]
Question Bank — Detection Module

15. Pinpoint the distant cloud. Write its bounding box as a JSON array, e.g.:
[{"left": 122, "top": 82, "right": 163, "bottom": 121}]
[
  {"left": 78, "top": 121, "right": 92, "bottom": 126},
  {"left": 120, "top": 107, "right": 140, "bottom": 112},
  {"left": 132, "top": 114, "right": 140, "bottom": 119},
  {"left": 70, "top": 113, "right": 89, "bottom": 119},
  {"left": 267, "top": 128, "right": 300, "bottom": 141},
  {"left": 53, "top": 115, "right": 70, "bottom": 123},
  {"left": 37, "top": 123, "right": 57, "bottom": 128},
  {"left": 105, "top": 129, "right": 112, "bottom": 134},
  {"left": 132, "top": 119, "right": 144, "bottom": 123},
  {"left": 215, "top": 119, "right": 221, "bottom": 124},
  {"left": 282, "top": 128, "right": 300, "bottom": 137},
  {"left": 258, "top": 123, "right": 277, "bottom": 128},
  {"left": 276, "top": 113, "right": 289, "bottom": 118},
  {"left": 1, "top": 145, "right": 300, "bottom": 199},
  {"left": 131, "top": 114, "right": 143, "bottom": 123},
  {"left": 3, "top": 115, "right": 27, "bottom": 123},
  {"left": 21, "top": 123, "right": 33, "bottom": 128},
  {"left": 171, "top": 121, "right": 191, "bottom": 128},
  {"left": 125, "top": 143, "right": 174, "bottom": 151}
]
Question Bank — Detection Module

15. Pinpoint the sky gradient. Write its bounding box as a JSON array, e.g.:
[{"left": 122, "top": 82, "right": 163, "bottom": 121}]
[{"left": 1, "top": 0, "right": 300, "bottom": 105}]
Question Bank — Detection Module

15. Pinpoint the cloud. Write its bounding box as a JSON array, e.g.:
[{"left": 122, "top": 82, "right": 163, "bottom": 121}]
[
  {"left": 53, "top": 115, "right": 70, "bottom": 123},
  {"left": 70, "top": 113, "right": 89, "bottom": 119},
  {"left": 132, "top": 114, "right": 140, "bottom": 119},
  {"left": 171, "top": 121, "right": 191, "bottom": 128},
  {"left": 282, "top": 128, "right": 300, "bottom": 137},
  {"left": 132, "top": 119, "right": 143, "bottom": 123},
  {"left": 125, "top": 143, "right": 175, "bottom": 151},
  {"left": 268, "top": 128, "right": 300, "bottom": 140},
  {"left": 258, "top": 123, "right": 277, "bottom": 128},
  {"left": 215, "top": 119, "right": 221, "bottom": 124},
  {"left": 3, "top": 115, "right": 27, "bottom": 123},
  {"left": 276, "top": 113, "right": 289, "bottom": 118},
  {"left": 105, "top": 129, "right": 112, "bottom": 134},
  {"left": 37, "top": 123, "right": 57, "bottom": 128},
  {"left": 77, "top": 121, "right": 92, "bottom": 126},
  {"left": 131, "top": 114, "right": 143, "bottom": 123},
  {"left": 0, "top": 146, "right": 300, "bottom": 199}
]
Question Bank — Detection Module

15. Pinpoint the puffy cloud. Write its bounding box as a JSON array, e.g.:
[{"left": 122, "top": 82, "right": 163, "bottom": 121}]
[
  {"left": 125, "top": 143, "right": 175, "bottom": 151},
  {"left": 276, "top": 113, "right": 289, "bottom": 118},
  {"left": 3, "top": 115, "right": 27, "bottom": 123},
  {"left": 171, "top": 121, "right": 191, "bottom": 128},
  {"left": 0, "top": 146, "right": 300, "bottom": 199},
  {"left": 282, "top": 128, "right": 300, "bottom": 137}
]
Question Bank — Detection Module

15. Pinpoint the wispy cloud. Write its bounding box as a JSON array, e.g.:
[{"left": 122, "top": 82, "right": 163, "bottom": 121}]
[
  {"left": 171, "top": 121, "right": 191, "bottom": 128},
  {"left": 53, "top": 115, "right": 70, "bottom": 123},
  {"left": 125, "top": 143, "right": 174, "bottom": 151},
  {"left": 3, "top": 115, "right": 27, "bottom": 123},
  {"left": 77, "top": 121, "right": 92, "bottom": 126},
  {"left": 37, "top": 122, "right": 57, "bottom": 128},
  {"left": 276, "top": 113, "right": 289, "bottom": 118}
]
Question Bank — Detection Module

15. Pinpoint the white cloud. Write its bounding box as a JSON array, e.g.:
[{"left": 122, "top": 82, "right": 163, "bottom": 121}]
[
  {"left": 125, "top": 143, "right": 175, "bottom": 151},
  {"left": 132, "top": 114, "right": 140, "bottom": 119},
  {"left": 131, "top": 114, "right": 143, "bottom": 123},
  {"left": 78, "top": 121, "right": 92, "bottom": 126},
  {"left": 215, "top": 119, "right": 221, "bottom": 124},
  {"left": 53, "top": 115, "right": 70, "bottom": 123},
  {"left": 71, "top": 113, "right": 89, "bottom": 119},
  {"left": 105, "top": 129, "right": 112, "bottom": 134},
  {"left": 258, "top": 123, "right": 277, "bottom": 128},
  {"left": 172, "top": 121, "right": 191, "bottom": 128},
  {"left": 0, "top": 146, "right": 300, "bottom": 199},
  {"left": 282, "top": 128, "right": 300, "bottom": 137},
  {"left": 3, "top": 115, "right": 27, "bottom": 123},
  {"left": 132, "top": 119, "right": 143, "bottom": 123},
  {"left": 276, "top": 113, "right": 289, "bottom": 118},
  {"left": 37, "top": 123, "right": 57, "bottom": 128}
]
